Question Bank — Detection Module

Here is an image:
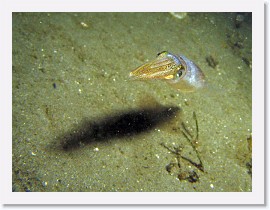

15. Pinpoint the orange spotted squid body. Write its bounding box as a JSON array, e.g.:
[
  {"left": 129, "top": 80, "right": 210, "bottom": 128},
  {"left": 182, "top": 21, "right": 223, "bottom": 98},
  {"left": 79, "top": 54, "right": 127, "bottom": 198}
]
[{"left": 129, "top": 51, "right": 206, "bottom": 92}]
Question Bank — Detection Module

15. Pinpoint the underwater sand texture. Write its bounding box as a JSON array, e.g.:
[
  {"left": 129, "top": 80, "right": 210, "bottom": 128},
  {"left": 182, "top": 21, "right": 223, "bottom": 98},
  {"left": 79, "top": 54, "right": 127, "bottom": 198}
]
[{"left": 12, "top": 12, "right": 252, "bottom": 192}]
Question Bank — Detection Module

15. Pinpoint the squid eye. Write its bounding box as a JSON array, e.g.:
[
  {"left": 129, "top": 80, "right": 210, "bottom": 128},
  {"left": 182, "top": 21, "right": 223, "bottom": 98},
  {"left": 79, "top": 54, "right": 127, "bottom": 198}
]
[{"left": 176, "top": 69, "right": 184, "bottom": 79}]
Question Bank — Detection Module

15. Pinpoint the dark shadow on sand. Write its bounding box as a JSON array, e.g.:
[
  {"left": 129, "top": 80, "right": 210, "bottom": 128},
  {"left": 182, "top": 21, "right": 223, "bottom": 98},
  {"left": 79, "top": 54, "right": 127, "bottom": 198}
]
[{"left": 59, "top": 105, "right": 181, "bottom": 151}]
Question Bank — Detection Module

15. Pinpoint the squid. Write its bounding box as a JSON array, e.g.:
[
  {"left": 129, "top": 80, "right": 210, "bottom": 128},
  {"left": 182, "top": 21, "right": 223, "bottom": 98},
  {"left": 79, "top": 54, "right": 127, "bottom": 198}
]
[{"left": 129, "top": 51, "right": 205, "bottom": 92}]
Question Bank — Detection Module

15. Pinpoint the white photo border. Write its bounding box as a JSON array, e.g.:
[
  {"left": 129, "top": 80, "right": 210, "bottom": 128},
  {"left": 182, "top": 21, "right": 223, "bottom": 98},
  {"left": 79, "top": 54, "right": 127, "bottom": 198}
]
[{"left": 0, "top": 0, "right": 265, "bottom": 205}]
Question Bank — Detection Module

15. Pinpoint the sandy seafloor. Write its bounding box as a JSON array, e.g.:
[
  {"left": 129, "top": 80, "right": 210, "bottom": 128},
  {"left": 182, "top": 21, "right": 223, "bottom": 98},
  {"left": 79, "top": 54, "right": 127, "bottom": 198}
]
[{"left": 12, "top": 12, "right": 252, "bottom": 192}]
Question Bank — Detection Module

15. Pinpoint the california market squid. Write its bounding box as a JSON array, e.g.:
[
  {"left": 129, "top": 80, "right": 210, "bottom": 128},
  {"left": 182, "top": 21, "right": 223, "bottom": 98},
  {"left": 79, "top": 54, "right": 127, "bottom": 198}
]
[{"left": 129, "top": 51, "right": 206, "bottom": 92}]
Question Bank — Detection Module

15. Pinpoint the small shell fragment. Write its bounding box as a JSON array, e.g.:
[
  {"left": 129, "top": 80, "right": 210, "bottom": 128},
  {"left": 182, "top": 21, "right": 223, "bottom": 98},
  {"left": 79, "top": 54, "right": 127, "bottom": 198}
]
[{"left": 170, "top": 12, "right": 187, "bottom": 20}]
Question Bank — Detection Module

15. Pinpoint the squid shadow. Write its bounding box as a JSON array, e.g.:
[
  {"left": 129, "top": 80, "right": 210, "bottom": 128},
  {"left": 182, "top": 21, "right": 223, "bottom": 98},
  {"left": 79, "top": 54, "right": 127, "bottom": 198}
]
[{"left": 59, "top": 105, "right": 181, "bottom": 151}]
